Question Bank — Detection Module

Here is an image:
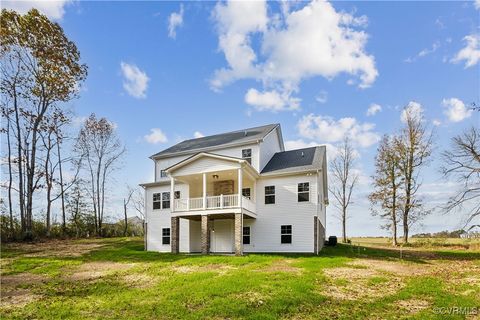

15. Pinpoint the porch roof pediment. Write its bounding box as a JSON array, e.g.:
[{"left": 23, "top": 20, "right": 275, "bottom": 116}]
[{"left": 165, "top": 152, "right": 255, "bottom": 176}]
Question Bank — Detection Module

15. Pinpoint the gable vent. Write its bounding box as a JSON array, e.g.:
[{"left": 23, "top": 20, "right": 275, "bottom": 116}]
[{"left": 301, "top": 151, "right": 304, "bottom": 157}]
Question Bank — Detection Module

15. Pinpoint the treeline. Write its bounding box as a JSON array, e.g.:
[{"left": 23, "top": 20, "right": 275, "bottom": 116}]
[{"left": 0, "top": 9, "right": 143, "bottom": 241}]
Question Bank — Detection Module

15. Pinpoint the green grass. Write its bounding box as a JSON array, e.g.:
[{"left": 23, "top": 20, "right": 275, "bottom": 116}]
[{"left": 1, "top": 238, "right": 479, "bottom": 320}]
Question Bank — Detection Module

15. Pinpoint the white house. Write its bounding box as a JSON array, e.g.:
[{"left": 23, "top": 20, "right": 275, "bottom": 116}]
[{"left": 140, "top": 124, "right": 328, "bottom": 255}]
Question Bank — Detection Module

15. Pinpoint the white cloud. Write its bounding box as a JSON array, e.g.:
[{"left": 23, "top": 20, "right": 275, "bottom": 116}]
[
  {"left": 211, "top": 0, "right": 378, "bottom": 112},
  {"left": 400, "top": 101, "right": 424, "bottom": 123},
  {"left": 298, "top": 113, "right": 380, "bottom": 148},
  {"left": 168, "top": 4, "right": 184, "bottom": 39},
  {"left": 405, "top": 42, "right": 440, "bottom": 63},
  {"left": 366, "top": 103, "right": 382, "bottom": 116},
  {"left": 432, "top": 119, "right": 442, "bottom": 126},
  {"left": 475, "top": 0, "right": 480, "bottom": 10},
  {"left": 442, "top": 98, "right": 472, "bottom": 122},
  {"left": 315, "top": 90, "right": 328, "bottom": 104},
  {"left": 193, "top": 131, "right": 204, "bottom": 138},
  {"left": 120, "top": 62, "right": 149, "bottom": 99},
  {"left": 285, "top": 140, "right": 341, "bottom": 159},
  {"left": 244, "top": 88, "right": 300, "bottom": 111},
  {"left": 451, "top": 34, "right": 480, "bottom": 68},
  {"left": 1, "top": 0, "right": 72, "bottom": 20},
  {"left": 144, "top": 128, "right": 168, "bottom": 144}
]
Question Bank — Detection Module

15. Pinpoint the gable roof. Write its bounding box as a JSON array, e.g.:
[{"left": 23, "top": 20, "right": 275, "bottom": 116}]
[
  {"left": 151, "top": 123, "right": 280, "bottom": 159},
  {"left": 261, "top": 146, "right": 325, "bottom": 175}
]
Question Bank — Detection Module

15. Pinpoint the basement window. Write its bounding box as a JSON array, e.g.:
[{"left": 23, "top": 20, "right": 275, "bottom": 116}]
[
  {"left": 298, "top": 182, "right": 310, "bottom": 202},
  {"left": 162, "top": 228, "right": 170, "bottom": 245},
  {"left": 265, "top": 186, "right": 275, "bottom": 204},
  {"left": 243, "top": 226, "right": 251, "bottom": 245},
  {"left": 153, "top": 193, "right": 161, "bottom": 210},
  {"left": 242, "top": 149, "right": 252, "bottom": 165},
  {"left": 281, "top": 225, "right": 292, "bottom": 244}
]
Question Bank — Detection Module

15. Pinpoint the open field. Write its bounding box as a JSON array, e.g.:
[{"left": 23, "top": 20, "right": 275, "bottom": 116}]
[{"left": 1, "top": 237, "right": 479, "bottom": 320}]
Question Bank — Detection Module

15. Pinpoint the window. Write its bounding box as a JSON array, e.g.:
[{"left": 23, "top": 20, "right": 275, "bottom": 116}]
[
  {"left": 281, "top": 225, "right": 292, "bottom": 244},
  {"left": 174, "top": 191, "right": 181, "bottom": 199},
  {"left": 242, "top": 149, "right": 252, "bottom": 165},
  {"left": 162, "top": 192, "right": 170, "bottom": 209},
  {"left": 153, "top": 193, "right": 161, "bottom": 210},
  {"left": 243, "top": 226, "right": 250, "bottom": 245},
  {"left": 265, "top": 186, "right": 275, "bottom": 204},
  {"left": 160, "top": 170, "right": 168, "bottom": 178},
  {"left": 298, "top": 182, "right": 310, "bottom": 202},
  {"left": 162, "top": 228, "right": 170, "bottom": 245},
  {"left": 242, "top": 188, "right": 251, "bottom": 199}
]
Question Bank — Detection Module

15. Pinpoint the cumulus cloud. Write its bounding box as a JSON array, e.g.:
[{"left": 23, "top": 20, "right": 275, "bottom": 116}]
[
  {"left": 442, "top": 98, "right": 472, "bottom": 122},
  {"left": 168, "top": 4, "right": 184, "bottom": 39},
  {"left": 1, "top": 0, "right": 72, "bottom": 20},
  {"left": 211, "top": 0, "right": 378, "bottom": 112},
  {"left": 316, "top": 90, "right": 328, "bottom": 104},
  {"left": 404, "top": 42, "right": 440, "bottom": 63},
  {"left": 144, "top": 128, "right": 168, "bottom": 144},
  {"left": 451, "top": 34, "right": 480, "bottom": 68},
  {"left": 193, "top": 131, "right": 204, "bottom": 138},
  {"left": 475, "top": 0, "right": 480, "bottom": 10},
  {"left": 297, "top": 113, "right": 380, "bottom": 148},
  {"left": 400, "top": 101, "right": 424, "bottom": 123},
  {"left": 432, "top": 119, "right": 442, "bottom": 126},
  {"left": 120, "top": 62, "right": 149, "bottom": 99},
  {"left": 244, "top": 88, "right": 300, "bottom": 111},
  {"left": 366, "top": 103, "right": 382, "bottom": 116}
]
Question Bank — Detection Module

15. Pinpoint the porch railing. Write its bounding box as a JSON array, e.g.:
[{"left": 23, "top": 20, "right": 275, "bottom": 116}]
[{"left": 173, "top": 194, "right": 255, "bottom": 213}]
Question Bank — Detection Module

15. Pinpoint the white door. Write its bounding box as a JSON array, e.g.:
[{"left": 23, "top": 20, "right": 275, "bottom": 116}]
[{"left": 211, "top": 219, "right": 233, "bottom": 253}]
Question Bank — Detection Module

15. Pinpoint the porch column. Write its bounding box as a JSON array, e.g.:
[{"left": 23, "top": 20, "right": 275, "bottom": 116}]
[
  {"left": 171, "top": 217, "right": 179, "bottom": 253},
  {"left": 234, "top": 212, "right": 243, "bottom": 256},
  {"left": 237, "top": 168, "right": 243, "bottom": 207},
  {"left": 170, "top": 177, "right": 175, "bottom": 212},
  {"left": 201, "top": 215, "right": 210, "bottom": 254},
  {"left": 202, "top": 173, "right": 207, "bottom": 210}
]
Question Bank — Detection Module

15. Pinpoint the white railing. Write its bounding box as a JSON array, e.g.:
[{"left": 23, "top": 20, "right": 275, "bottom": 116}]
[{"left": 173, "top": 194, "right": 255, "bottom": 213}]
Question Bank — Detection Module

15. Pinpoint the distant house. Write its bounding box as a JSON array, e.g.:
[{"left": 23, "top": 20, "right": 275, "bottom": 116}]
[
  {"left": 140, "top": 124, "right": 328, "bottom": 255},
  {"left": 461, "top": 225, "right": 480, "bottom": 239}
]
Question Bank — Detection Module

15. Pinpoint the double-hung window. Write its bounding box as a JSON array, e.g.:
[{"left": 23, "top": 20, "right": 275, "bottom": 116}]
[
  {"left": 298, "top": 182, "right": 310, "bottom": 202},
  {"left": 242, "top": 188, "right": 251, "bottom": 199},
  {"left": 160, "top": 170, "right": 168, "bottom": 178},
  {"left": 162, "top": 192, "right": 170, "bottom": 209},
  {"left": 281, "top": 225, "right": 292, "bottom": 244},
  {"left": 153, "top": 193, "right": 161, "bottom": 210},
  {"left": 162, "top": 228, "right": 170, "bottom": 245},
  {"left": 265, "top": 186, "right": 275, "bottom": 204},
  {"left": 243, "top": 226, "right": 251, "bottom": 245},
  {"left": 242, "top": 149, "right": 252, "bottom": 165}
]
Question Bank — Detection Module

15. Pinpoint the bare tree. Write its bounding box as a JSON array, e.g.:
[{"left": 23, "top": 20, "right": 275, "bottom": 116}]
[
  {"left": 123, "top": 187, "right": 135, "bottom": 237},
  {"left": 395, "top": 106, "right": 433, "bottom": 243},
  {"left": 75, "top": 114, "right": 125, "bottom": 236},
  {"left": 441, "top": 126, "right": 480, "bottom": 227},
  {"left": 329, "top": 137, "right": 359, "bottom": 243},
  {"left": 369, "top": 135, "right": 402, "bottom": 246},
  {"left": 1, "top": 107, "right": 15, "bottom": 238}
]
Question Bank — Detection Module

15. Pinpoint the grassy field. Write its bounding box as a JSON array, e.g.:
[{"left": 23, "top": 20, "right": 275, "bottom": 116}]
[{"left": 1, "top": 237, "right": 479, "bottom": 320}]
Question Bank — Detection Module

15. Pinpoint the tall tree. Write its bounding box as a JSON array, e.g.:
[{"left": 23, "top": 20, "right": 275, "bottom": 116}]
[
  {"left": 75, "top": 114, "right": 125, "bottom": 236},
  {"left": 123, "top": 187, "right": 135, "bottom": 237},
  {"left": 329, "top": 137, "right": 359, "bottom": 243},
  {"left": 0, "top": 9, "right": 87, "bottom": 239},
  {"left": 441, "top": 126, "right": 480, "bottom": 227},
  {"left": 395, "top": 106, "right": 433, "bottom": 243},
  {"left": 369, "top": 135, "right": 402, "bottom": 246}
]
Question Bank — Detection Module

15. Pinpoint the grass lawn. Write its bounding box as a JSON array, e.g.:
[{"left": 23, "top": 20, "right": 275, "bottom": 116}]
[{"left": 1, "top": 237, "right": 479, "bottom": 319}]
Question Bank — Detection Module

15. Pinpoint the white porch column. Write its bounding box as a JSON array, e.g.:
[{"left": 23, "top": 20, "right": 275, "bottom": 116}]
[
  {"left": 202, "top": 172, "right": 207, "bottom": 210},
  {"left": 170, "top": 176, "right": 175, "bottom": 212},
  {"left": 238, "top": 168, "right": 243, "bottom": 208}
]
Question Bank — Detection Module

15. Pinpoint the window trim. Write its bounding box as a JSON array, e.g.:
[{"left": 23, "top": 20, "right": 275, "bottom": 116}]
[
  {"left": 297, "top": 182, "right": 310, "bottom": 202},
  {"left": 265, "top": 185, "right": 275, "bottom": 204},
  {"left": 281, "top": 225, "right": 292, "bottom": 244},
  {"left": 242, "top": 148, "right": 252, "bottom": 165},
  {"left": 162, "top": 192, "right": 171, "bottom": 209},
  {"left": 162, "top": 228, "right": 171, "bottom": 245},
  {"left": 243, "top": 226, "right": 251, "bottom": 245},
  {"left": 160, "top": 170, "right": 168, "bottom": 178},
  {"left": 153, "top": 193, "right": 161, "bottom": 210},
  {"left": 242, "top": 188, "right": 251, "bottom": 199}
]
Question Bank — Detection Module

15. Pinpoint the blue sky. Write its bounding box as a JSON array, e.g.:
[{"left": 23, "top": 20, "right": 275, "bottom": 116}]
[{"left": 5, "top": 0, "right": 479, "bottom": 236}]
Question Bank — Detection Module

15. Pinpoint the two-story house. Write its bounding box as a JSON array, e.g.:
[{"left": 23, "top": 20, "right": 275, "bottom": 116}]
[{"left": 140, "top": 123, "right": 328, "bottom": 255}]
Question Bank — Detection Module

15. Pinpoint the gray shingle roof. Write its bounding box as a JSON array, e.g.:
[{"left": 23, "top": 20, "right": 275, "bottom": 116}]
[
  {"left": 151, "top": 123, "right": 279, "bottom": 159},
  {"left": 261, "top": 146, "right": 325, "bottom": 174}
]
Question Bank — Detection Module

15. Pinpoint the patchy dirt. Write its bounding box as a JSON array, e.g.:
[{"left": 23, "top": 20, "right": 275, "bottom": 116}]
[
  {"left": 0, "top": 273, "right": 48, "bottom": 309},
  {"left": 4, "top": 240, "right": 104, "bottom": 258},
  {"left": 236, "top": 291, "right": 267, "bottom": 308},
  {"left": 122, "top": 274, "right": 157, "bottom": 289},
  {"left": 348, "top": 259, "right": 430, "bottom": 276},
  {"left": 1, "top": 273, "right": 48, "bottom": 287},
  {"left": 64, "top": 262, "right": 135, "bottom": 281},
  {"left": 261, "top": 259, "right": 302, "bottom": 274},
  {"left": 172, "top": 264, "right": 237, "bottom": 275},
  {"left": 323, "top": 266, "right": 378, "bottom": 280},
  {"left": 0, "top": 288, "right": 42, "bottom": 309},
  {"left": 396, "top": 299, "right": 431, "bottom": 313}
]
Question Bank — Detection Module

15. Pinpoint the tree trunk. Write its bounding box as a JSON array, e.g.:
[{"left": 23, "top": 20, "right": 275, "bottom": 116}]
[
  {"left": 56, "top": 140, "right": 66, "bottom": 235},
  {"left": 342, "top": 206, "right": 347, "bottom": 243},
  {"left": 123, "top": 198, "right": 128, "bottom": 237},
  {"left": 13, "top": 95, "right": 25, "bottom": 234}
]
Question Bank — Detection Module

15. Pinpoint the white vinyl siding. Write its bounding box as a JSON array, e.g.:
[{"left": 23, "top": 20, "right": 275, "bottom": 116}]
[{"left": 259, "top": 127, "right": 282, "bottom": 171}]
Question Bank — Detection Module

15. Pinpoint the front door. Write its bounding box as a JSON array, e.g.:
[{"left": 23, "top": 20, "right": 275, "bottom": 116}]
[{"left": 210, "top": 219, "right": 234, "bottom": 253}]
